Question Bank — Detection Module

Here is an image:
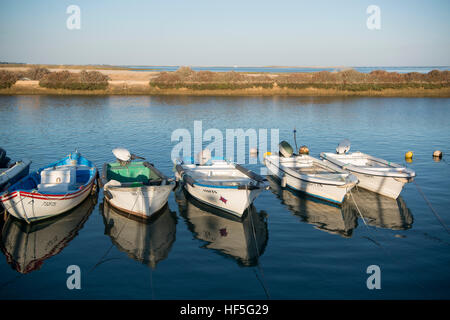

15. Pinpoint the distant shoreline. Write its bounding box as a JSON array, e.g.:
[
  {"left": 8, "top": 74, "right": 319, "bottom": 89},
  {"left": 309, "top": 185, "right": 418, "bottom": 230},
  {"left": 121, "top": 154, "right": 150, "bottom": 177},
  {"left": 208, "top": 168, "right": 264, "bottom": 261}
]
[
  {"left": 1, "top": 65, "right": 449, "bottom": 97},
  {"left": 2, "top": 81, "right": 449, "bottom": 97}
]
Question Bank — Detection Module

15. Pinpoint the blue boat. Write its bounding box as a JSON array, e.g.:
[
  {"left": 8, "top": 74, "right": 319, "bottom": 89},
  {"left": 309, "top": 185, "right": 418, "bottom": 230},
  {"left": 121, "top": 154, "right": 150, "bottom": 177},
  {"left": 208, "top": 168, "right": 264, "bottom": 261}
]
[
  {"left": 0, "top": 148, "right": 32, "bottom": 192},
  {"left": 0, "top": 151, "right": 97, "bottom": 223}
]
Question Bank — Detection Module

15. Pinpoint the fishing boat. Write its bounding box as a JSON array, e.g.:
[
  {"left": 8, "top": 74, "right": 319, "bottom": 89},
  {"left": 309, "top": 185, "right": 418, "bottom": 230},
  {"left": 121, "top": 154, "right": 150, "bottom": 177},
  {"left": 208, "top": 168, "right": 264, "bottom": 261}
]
[
  {"left": 320, "top": 140, "right": 416, "bottom": 199},
  {"left": 264, "top": 141, "right": 358, "bottom": 205},
  {"left": 1, "top": 194, "right": 97, "bottom": 274},
  {"left": 0, "top": 151, "right": 97, "bottom": 223},
  {"left": 174, "top": 150, "right": 267, "bottom": 218},
  {"left": 0, "top": 148, "right": 31, "bottom": 192},
  {"left": 101, "top": 148, "right": 175, "bottom": 219}
]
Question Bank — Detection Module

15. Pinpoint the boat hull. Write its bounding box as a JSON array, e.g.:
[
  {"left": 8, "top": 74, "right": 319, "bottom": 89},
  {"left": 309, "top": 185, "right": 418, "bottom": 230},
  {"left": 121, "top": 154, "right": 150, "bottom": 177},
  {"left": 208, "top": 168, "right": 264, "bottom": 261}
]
[
  {"left": 265, "top": 158, "right": 351, "bottom": 204},
  {"left": 104, "top": 183, "right": 175, "bottom": 219},
  {"left": 184, "top": 182, "right": 262, "bottom": 218},
  {"left": 320, "top": 152, "right": 415, "bottom": 200},
  {"left": 347, "top": 171, "right": 405, "bottom": 199},
  {"left": 1, "top": 179, "right": 95, "bottom": 222}
]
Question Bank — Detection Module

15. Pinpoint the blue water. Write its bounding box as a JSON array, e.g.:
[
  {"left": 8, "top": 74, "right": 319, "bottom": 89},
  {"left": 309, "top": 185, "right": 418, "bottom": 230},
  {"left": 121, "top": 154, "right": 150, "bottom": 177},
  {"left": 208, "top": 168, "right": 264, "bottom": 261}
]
[
  {"left": 0, "top": 95, "right": 449, "bottom": 299},
  {"left": 123, "top": 65, "right": 450, "bottom": 74}
]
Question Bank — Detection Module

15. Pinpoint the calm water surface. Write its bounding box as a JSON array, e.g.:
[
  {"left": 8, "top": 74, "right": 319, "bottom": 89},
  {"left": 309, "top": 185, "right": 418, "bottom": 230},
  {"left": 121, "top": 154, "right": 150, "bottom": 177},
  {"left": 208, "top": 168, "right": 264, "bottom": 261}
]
[{"left": 0, "top": 95, "right": 449, "bottom": 299}]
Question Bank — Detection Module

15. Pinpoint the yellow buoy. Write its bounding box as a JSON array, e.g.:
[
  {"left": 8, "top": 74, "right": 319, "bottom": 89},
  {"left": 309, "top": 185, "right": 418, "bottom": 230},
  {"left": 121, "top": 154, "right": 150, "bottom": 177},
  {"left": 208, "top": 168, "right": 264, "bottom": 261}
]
[
  {"left": 263, "top": 152, "right": 272, "bottom": 159},
  {"left": 433, "top": 150, "right": 442, "bottom": 158},
  {"left": 406, "top": 158, "right": 413, "bottom": 163},
  {"left": 405, "top": 151, "right": 413, "bottom": 159},
  {"left": 299, "top": 145, "right": 309, "bottom": 155}
]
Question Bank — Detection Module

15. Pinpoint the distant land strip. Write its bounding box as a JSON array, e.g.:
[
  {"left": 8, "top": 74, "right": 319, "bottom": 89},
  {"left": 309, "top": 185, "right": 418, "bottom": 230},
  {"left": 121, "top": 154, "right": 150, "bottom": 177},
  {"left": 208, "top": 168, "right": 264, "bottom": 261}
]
[{"left": 0, "top": 65, "right": 449, "bottom": 97}]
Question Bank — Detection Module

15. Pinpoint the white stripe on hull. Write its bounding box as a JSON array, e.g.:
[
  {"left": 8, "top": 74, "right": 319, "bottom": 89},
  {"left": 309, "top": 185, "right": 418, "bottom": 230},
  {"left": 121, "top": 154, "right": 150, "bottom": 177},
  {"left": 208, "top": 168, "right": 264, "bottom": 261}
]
[
  {"left": 350, "top": 172, "right": 404, "bottom": 199},
  {"left": 106, "top": 183, "right": 174, "bottom": 219},
  {"left": 185, "top": 183, "right": 262, "bottom": 218},
  {"left": 265, "top": 160, "right": 349, "bottom": 204},
  {"left": 3, "top": 183, "right": 93, "bottom": 222}
]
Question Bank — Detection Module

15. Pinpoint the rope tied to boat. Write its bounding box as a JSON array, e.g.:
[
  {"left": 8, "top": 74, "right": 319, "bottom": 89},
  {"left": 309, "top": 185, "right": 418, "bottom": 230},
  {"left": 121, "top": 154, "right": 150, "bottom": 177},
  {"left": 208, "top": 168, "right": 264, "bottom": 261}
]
[
  {"left": 403, "top": 160, "right": 449, "bottom": 234},
  {"left": 90, "top": 193, "right": 140, "bottom": 272},
  {"left": 413, "top": 181, "right": 449, "bottom": 234},
  {"left": 248, "top": 208, "right": 270, "bottom": 300},
  {"left": 348, "top": 188, "right": 369, "bottom": 228}
]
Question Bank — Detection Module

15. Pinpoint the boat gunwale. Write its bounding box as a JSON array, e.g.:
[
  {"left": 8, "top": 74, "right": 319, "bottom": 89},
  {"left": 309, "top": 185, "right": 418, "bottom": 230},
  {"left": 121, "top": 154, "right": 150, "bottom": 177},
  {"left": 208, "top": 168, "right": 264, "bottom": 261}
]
[
  {"left": 177, "top": 161, "right": 265, "bottom": 190},
  {"left": 265, "top": 155, "right": 357, "bottom": 187},
  {"left": 320, "top": 152, "right": 416, "bottom": 178},
  {"left": 1, "top": 154, "right": 97, "bottom": 200}
]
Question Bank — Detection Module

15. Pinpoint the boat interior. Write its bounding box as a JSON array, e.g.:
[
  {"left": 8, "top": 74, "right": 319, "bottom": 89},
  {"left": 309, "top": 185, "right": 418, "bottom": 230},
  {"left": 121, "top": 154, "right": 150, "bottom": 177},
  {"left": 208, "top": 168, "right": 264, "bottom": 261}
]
[
  {"left": 326, "top": 153, "right": 404, "bottom": 171},
  {"left": 184, "top": 165, "right": 254, "bottom": 187},
  {"left": 106, "top": 161, "right": 163, "bottom": 186},
  {"left": 280, "top": 157, "right": 348, "bottom": 180},
  {"left": 7, "top": 164, "right": 93, "bottom": 194}
]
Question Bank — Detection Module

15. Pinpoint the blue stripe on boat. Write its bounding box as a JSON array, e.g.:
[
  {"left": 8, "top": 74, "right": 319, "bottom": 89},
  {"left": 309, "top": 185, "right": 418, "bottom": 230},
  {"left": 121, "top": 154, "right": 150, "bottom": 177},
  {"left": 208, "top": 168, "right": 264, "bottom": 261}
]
[{"left": 194, "top": 182, "right": 239, "bottom": 189}]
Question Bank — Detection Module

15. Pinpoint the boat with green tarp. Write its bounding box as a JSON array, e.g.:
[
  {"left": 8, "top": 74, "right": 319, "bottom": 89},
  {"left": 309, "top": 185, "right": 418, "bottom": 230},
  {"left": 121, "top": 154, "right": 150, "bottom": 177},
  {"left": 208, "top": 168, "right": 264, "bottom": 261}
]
[{"left": 101, "top": 148, "right": 175, "bottom": 219}]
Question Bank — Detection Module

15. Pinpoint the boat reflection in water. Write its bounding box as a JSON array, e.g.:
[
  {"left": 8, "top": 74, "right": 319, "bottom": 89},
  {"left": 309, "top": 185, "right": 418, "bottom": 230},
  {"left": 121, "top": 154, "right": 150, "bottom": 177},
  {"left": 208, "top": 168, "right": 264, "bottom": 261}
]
[
  {"left": 101, "top": 200, "right": 177, "bottom": 269},
  {"left": 0, "top": 193, "right": 97, "bottom": 274},
  {"left": 267, "top": 176, "right": 357, "bottom": 237},
  {"left": 175, "top": 187, "right": 268, "bottom": 267},
  {"left": 348, "top": 188, "right": 413, "bottom": 230},
  {"left": 268, "top": 176, "right": 413, "bottom": 236}
]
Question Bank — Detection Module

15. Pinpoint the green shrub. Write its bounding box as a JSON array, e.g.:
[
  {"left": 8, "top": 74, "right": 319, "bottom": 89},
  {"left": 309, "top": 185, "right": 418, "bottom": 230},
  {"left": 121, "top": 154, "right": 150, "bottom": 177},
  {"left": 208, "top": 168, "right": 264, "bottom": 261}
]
[
  {"left": 149, "top": 68, "right": 449, "bottom": 91},
  {"left": 39, "top": 70, "right": 109, "bottom": 90},
  {"left": 0, "top": 70, "right": 19, "bottom": 89},
  {"left": 26, "top": 67, "right": 51, "bottom": 80},
  {"left": 150, "top": 82, "right": 273, "bottom": 90}
]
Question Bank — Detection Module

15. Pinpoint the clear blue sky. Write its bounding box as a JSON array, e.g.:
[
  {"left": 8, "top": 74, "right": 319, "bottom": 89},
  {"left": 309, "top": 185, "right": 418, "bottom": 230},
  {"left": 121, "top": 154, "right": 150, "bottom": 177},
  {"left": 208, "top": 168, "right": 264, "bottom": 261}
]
[{"left": 0, "top": 0, "right": 449, "bottom": 66}]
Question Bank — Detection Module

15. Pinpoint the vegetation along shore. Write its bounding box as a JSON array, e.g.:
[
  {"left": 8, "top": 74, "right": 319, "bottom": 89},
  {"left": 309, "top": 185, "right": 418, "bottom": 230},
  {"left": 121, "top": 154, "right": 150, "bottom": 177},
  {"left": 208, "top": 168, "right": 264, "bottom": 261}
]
[{"left": 0, "top": 65, "right": 449, "bottom": 97}]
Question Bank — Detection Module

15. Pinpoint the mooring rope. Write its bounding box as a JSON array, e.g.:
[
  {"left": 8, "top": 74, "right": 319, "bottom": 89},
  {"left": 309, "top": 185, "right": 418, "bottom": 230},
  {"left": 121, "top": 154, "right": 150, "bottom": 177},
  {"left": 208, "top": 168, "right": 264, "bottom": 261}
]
[
  {"left": 403, "top": 160, "right": 449, "bottom": 234},
  {"left": 347, "top": 187, "right": 432, "bottom": 295},
  {"left": 90, "top": 191, "right": 139, "bottom": 272},
  {"left": 248, "top": 208, "right": 270, "bottom": 299},
  {"left": 413, "top": 181, "right": 449, "bottom": 234},
  {"left": 349, "top": 189, "right": 369, "bottom": 228}
]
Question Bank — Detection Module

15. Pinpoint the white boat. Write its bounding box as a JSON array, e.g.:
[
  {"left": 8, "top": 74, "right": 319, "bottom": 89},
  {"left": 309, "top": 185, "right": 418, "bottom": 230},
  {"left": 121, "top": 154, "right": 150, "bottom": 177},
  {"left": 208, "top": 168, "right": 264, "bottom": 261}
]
[
  {"left": 320, "top": 140, "right": 416, "bottom": 199},
  {"left": 175, "top": 153, "right": 267, "bottom": 218},
  {"left": 0, "top": 152, "right": 97, "bottom": 223},
  {"left": 101, "top": 148, "right": 175, "bottom": 220},
  {"left": 264, "top": 142, "right": 358, "bottom": 205},
  {"left": 0, "top": 148, "right": 31, "bottom": 192},
  {"left": 1, "top": 194, "right": 97, "bottom": 274}
]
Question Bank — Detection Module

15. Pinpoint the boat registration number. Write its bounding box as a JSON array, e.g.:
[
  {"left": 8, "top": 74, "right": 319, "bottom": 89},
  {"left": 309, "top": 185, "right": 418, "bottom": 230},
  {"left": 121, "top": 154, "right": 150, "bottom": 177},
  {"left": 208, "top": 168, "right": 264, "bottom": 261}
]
[{"left": 42, "top": 201, "right": 57, "bottom": 206}]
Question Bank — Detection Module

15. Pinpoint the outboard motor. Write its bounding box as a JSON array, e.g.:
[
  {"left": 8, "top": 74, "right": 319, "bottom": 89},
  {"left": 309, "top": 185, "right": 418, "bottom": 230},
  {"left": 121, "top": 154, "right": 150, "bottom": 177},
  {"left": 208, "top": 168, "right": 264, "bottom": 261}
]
[
  {"left": 336, "top": 139, "right": 351, "bottom": 154},
  {"left": 112, "top": 148, "right": 145, "bottom": 166},
  {"left": 196, "top": 148, "right": 211, "bottom": 165},
  {"left": 279, "top": 141, "right": 294, "bottom": 158}
]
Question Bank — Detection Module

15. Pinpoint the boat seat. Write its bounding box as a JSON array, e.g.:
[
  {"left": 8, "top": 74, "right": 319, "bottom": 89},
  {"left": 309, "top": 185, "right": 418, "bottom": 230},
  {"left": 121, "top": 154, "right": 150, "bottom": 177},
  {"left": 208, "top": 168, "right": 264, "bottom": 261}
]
[{"left": 37, "top": 182, "right": 77, "bottom": 193}]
